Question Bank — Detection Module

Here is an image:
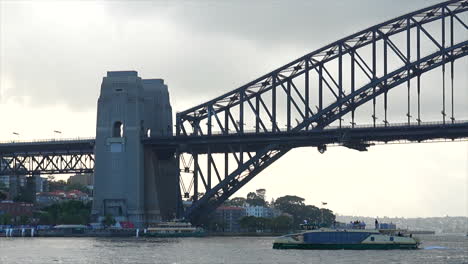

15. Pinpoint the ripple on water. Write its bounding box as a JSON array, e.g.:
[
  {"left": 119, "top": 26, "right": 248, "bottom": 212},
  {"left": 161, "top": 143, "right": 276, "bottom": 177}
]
[{"left": 0, "top": 235, "right": 467, "bottom": 264}]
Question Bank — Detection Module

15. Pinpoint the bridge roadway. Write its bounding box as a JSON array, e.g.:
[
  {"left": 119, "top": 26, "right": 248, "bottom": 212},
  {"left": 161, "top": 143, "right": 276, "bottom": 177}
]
[
  {"left": 0, "top": 138, "right": 95, "bottom": 155},
  {"left": 144, "top": 121, "right": 468, "bottom": 153},
  {"left": 1, "top": 121, "right": 467, "bottom": 157}
]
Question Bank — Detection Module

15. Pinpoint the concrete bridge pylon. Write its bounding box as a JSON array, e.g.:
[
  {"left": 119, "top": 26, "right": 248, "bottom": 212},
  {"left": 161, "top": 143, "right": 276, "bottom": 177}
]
[{"left": 91, "top": 71, "right": 177, "bottom": 227}]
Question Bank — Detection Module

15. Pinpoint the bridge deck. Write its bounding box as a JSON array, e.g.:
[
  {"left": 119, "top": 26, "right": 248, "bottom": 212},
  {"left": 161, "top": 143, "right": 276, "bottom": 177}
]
[
  {"left": 1, "top": 122, "right": 467, "bottom": 156},
  {"left": 145, "top": 121, "right": 468, "bottom": 153},
  {"left": 0, "top": 138, "right": 95, "bottom": 155}
]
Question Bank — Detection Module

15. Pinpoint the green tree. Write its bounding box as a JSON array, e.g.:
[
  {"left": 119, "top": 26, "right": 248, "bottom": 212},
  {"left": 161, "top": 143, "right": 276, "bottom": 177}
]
[
  {"left": 49, "top": 180, "right": 67, "bottom": 192},
  {"left": 255, "top": 189, "right": 266, "bottom": 200},
  {"left": 38, "top": 200, "right": 91, "bottom": 225},
  {"left": 17, "top": 215, "right": 30, "bottom": 225},
  {"left": 246, "top": 192, "right": 266, "bottom": 207},
  {"left": 273, "top": 195, "right": 306, "bottom": 225},
  {"left": 271, "top": 215, "right": 293, "bottom": 232},
  {"left": 239, "top": 216, "right": 257, "bottom": 232},
  {"left": 0, "top": 214, "right": 12, "bottom": 225},
  {"left": 239, "top": 216, "right": 272, "bottom": 232},
  {"left": 319, "top": 208, "right": 336, "bottom": 227},
  {"left": 102, "top": 214, "right": 116, "bottom": 228},
  {"left": 207, "top": 219, "right": 226, "bottom": 232},
  {"left": 13, "top": 186, "right": 35, "bottom": 203},
  {"left": 255, "top": 217, "right": 271, "bottom": 232},
  {"left": 38, "top": 211, "right": 54, "bottom": 225},
  {"left": 0, "top": 182, "right": 8, "bottom": 191},
  {"left": 273, "top": 195, "right": 336, "bottom": 228},
  {"left": 274, "top": 195, "right": 305, "bottom": 207},
  {"left": 226, "top": 197, "right": 246, "bottom": 206},
  {"left": 12, "top": 177, "right": 36, "bottom": 203},
  {"left": 303, "top": 205, "right": 321, "bottom": 223}
]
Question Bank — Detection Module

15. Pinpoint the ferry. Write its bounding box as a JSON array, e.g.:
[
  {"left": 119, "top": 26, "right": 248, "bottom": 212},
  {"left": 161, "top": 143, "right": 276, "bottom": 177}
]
[
  {"left": 142, "top": 222, "right": 205, "bottom": 238},
  {"left": 273, "top": 228, "right": 420, "bottom": 250}
]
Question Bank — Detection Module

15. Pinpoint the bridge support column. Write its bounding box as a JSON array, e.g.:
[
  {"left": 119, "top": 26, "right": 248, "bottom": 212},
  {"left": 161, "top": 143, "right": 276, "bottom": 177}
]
[{"left": 92, "top": 71, "right": 176, "bottom": 227}]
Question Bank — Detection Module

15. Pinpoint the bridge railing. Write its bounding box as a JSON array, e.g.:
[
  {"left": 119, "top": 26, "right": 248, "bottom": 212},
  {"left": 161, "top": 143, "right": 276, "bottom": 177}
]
[
  {"left": 0, "top": 137, "right": 95, "bottom": 145},
  {"left": 170, "top": 120, "right": 468, "bottom": 137},
  {"left": 3, "top": 120, "right": 467, "bottom": 145}
]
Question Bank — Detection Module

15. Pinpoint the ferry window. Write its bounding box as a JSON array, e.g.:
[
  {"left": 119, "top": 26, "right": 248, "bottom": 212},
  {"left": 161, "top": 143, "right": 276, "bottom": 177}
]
[
  {"left": 370, "top": 237, "right": 375, "bottom": 241},
  {"left": 390, "top": 237, "right": 394, "bottom": 241}
]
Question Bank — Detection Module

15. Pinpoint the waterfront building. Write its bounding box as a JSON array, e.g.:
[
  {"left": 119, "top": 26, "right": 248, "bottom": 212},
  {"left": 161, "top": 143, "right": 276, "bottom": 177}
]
[
  {"left": 66, "top": 190, "right": 91, "bottom": 202},
  {"left": 243, "top": 205, "right": 281, "bottom": 218},
  {"left": 214, "top": 206, "right": 246, "bottom": 232},
  {"left": 0, "top": 201, "right": 34, "bottom": 218},
  {"left": 1, "top": 176, "right": 36, "bottom": 203},
  {"left": 34, "top": 175, "right": 49, "bottom": 193},
  {"left": 68, "top": 173, "right": 94, "bottom": 188},
  {"left": 0, "top": 159, "right": 34, "bottom": 200},
  {"left": 36, "top": 190, "right": 91, "bottom": 206},
  {"left": 4, "top": 175, "right": 26, "bottom": 199},
  {"left": 36, "top": 192, "right": 61, "bottom": 206}
]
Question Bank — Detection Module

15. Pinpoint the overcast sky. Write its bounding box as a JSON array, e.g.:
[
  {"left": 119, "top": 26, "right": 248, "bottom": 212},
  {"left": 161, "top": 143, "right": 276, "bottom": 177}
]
[{"left": 0, "top": 0, "right": 467, "bottom": 218}]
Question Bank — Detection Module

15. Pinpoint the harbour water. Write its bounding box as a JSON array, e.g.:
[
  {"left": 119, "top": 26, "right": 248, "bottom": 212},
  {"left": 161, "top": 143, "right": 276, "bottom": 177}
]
[{"left": 0, "top": 234, "right": 466, "bottom": 264}]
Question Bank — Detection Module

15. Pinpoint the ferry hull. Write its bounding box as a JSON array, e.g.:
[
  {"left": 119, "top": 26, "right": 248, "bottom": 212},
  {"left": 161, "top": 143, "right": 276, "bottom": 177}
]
[
  {"left": 142, "top": 232, "right": 206, "bottom": 238},
  {"left": 273, "top": 242, "right": 418, "bottom": 250}
]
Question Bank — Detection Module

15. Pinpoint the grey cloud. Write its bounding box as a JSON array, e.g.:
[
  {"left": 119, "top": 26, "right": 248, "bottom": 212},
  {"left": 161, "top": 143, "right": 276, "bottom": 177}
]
[
  {"left": 1, "top": 0, "right": 461, "bottom": 116},
  {"left": 104, "top": 0, "right": 441, "bottom": 47}
]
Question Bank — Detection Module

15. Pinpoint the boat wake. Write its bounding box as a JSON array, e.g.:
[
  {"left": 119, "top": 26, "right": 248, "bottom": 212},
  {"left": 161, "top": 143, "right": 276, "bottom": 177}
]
[{"left": 423, "top": 246, "right": 448, "bottom": 250}]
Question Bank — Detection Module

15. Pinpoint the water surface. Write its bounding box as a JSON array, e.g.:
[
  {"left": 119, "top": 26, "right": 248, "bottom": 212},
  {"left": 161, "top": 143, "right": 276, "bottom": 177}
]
[{"left": 0, "top": 234, "right": 466, "bottom": 264}]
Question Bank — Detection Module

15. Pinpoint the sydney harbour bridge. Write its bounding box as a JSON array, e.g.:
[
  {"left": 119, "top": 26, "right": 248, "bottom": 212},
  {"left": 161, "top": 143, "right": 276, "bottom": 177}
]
[{"left": 1, "top": 0, "right": 467, "bottom": 226}]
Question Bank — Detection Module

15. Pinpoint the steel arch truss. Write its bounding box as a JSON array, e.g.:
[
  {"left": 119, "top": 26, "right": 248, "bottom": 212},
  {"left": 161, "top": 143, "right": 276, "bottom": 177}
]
[
  {"left": 178, "top": 0, "right": 468, "bottom": 222},
  {"left": 0, "top": 152, "right": 95, "bottom": 176}
]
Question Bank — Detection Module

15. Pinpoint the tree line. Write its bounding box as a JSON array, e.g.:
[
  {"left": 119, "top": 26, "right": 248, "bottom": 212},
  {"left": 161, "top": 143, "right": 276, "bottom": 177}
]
[
  {"left": 224, "top": 189, "right": 336, "bottom": 230},
  {"left": 37, "top": 200, "right": 91, "bottom": 225}
]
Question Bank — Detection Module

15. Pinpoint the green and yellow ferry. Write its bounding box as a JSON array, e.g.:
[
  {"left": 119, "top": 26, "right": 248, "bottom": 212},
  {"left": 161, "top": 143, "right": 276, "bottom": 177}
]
[
  {"left": 273, "top": 228, "right": 420, "bottom": 250},
  {"left": 142, "top": 222, "right": 205, "bottom": 238}
]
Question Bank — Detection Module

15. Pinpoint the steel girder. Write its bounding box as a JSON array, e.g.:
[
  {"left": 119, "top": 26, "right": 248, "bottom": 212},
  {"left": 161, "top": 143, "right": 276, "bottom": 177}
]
[
  {"left": 0, "top": 152, "right": 95, "bottom": 176},
  {"left": 177, "top": 0, "right": 467, "bottom": 134},
  {"left": 179, "top": 0, "right": 468, "bottom": 222},
  {"left": 180, "top": 122, "right": 468, "bottom": 221},
  {"left": 298, "top": 42, "right": 468, "bottom": 131},
  {"left": 183, "top": 42, "right": 468, "bottom": 222},
  {"left": 0, "top": 139, "right": 95, "bottom": 176}
]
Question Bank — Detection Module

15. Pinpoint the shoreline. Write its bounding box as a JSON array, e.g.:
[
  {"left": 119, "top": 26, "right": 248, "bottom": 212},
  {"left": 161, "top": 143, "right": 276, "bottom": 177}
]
[{"left": 0, "top": 228, "right": 286, "bottom": 238}]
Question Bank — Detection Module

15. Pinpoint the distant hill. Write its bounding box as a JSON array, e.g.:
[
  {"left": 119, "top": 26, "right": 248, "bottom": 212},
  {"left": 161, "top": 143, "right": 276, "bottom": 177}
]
[{"left": 336, "top": 215, "right": 468, "bottom": 234}]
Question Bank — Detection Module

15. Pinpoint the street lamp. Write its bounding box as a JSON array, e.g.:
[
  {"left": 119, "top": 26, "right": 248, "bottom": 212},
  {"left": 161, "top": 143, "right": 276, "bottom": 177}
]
[
  {"left": 12, "top": 132, "right": 20, "bottom": 142},
  {"left": 321, "top": 201, "right": 328, "bottom": 227},
  {"left": 53, "top": 130, "right": 62, "bottom": 140}
]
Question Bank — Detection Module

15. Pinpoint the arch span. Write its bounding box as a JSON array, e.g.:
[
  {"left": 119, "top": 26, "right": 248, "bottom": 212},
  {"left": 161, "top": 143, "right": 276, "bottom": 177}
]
[
  {"left": 177, "top": 0, "right": 467, "bottom": 135},
  {"left": 177, "top": 0, "right": 468, "bottom": 222}
]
